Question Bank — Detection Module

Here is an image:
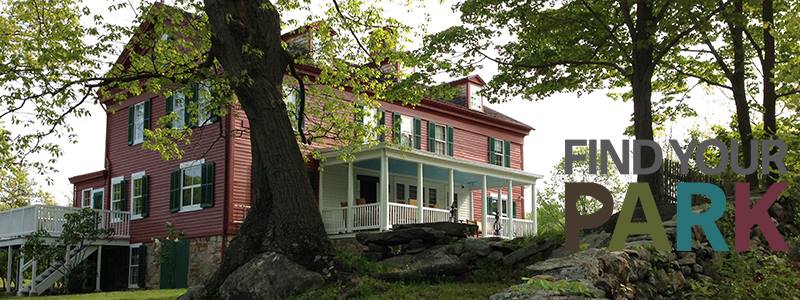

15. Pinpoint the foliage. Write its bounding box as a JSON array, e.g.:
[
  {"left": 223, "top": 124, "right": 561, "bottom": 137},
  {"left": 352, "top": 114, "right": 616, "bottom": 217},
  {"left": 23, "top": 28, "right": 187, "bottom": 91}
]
[
  {"left": 536, "top": 147, "right": 628, "bottom": 235},
  {"left": 688, "top": 250, "right": 800, "bottom": 299},
  {"left": 513, "top": 277, "right": 599, "bottom": 298},
  {"left": 22, "top": 208, "right": 114, "bottom": 293},
  {"left": 0, "top": 166, "right": 56, "bottom": 211}
]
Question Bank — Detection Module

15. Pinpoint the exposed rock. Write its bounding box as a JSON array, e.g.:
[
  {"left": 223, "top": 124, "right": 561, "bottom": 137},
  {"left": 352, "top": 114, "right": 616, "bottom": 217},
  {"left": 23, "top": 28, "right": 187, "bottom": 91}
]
[
  {"left": 217, "top": 252, "right": 324, "bottom": 300},
  {"left": 676, "top": 253, "right": 696, "bottom": 265},
  {"left": 503, "top": 239, "right": 556, "bottom": 266},
  {"left": 463, "top": 238, "right": 493, "bottom": 256},
  {"left": 376, "top": 252, "right": 469, "bottom": 281},
  {"left": 392, "top": 222, "right": 478, "bottom": 238},
  {"left": 356, "top": 227, "right": 446, "bottom": 246},
  {"left": 176, "top": 285, "right": 204, "bottom": 300}
]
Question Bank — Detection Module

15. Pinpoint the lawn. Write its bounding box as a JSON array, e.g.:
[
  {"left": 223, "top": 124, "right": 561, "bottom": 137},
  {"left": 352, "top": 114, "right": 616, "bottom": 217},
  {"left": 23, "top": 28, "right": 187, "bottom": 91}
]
[
  {"left": 0, "top": 289, "right": 186, "bottom": 300},
  {"left": 295, "top": 281, "right": 510, "bottom": 300}
]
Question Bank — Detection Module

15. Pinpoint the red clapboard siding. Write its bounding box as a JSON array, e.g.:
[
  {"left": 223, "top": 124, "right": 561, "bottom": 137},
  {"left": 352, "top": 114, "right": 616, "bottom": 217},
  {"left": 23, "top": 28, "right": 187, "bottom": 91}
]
[
  {"left": 70, "top": 174, "right": 105, "bottom": 207},
  {"left": 105, "top": 92, "right": 227, "bottom": 243}
]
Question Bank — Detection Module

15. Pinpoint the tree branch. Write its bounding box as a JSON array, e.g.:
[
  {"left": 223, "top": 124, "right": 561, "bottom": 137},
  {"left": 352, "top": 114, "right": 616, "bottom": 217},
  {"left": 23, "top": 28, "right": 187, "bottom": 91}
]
[
  {"left": 287, "top": 58, "right": 309, "bottom": 145},
  {"left": 653, "top": 0, "right": 730, "bottom": 65}
]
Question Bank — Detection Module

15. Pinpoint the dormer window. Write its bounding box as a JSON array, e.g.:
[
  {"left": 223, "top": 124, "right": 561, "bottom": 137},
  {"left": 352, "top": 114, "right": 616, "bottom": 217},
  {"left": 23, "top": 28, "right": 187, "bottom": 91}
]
[
  {"left": 469, "top": 84, "right": 483, "bottom": 111},
  {"left": 287, "top": 33, "right": 312, "bottom": 57}
]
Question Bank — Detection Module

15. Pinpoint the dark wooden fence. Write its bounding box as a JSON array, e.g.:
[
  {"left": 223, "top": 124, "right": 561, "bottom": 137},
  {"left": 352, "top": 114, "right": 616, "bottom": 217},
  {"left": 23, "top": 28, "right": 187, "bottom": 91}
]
[{"left": 656, "top": 159, "right": 724, "bottom": 205}]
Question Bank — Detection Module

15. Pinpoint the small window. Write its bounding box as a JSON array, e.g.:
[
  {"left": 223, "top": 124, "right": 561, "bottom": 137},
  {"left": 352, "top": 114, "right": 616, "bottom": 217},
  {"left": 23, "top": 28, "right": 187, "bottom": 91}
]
[
  {"left": 81, "top": 189, "right": 92, "bottom": 208},
  {"left": 196, "top": 83, "right": 212, "bottom": 126},
  {"left": 131, "top": 172, "right": 146, "bottom": 219},
  {"left": 469, "top": 84, "right": 483, "bottom": 111},
  {"left": 400, "top": 115, "right": 414, "bottom": 147},
  {"left": 409, "top": 185, "right": 418, "bottom": 201},
  {"left": 181, "top": 164, "right": 203, "bottom": 210},
  {"left": 434, "top": 124, "right": 446, "bottom": 155},
  {"left": 171, "top": 92, "right": 186, "bottom": 128},
  {"left": 111, "top": 177, "right": 124, "bottom": 212},
  {"left": 493, "top": 140, "right": 505, "bottom": 166},
  {"left": 132, "top": 103, "right": 145, "bottom": 144},
  {"left": 395, "top": 183, "right": 405, "bottom": 201},
  {"left": 428, "top": 188, "right": 438, "bottom": 206}
]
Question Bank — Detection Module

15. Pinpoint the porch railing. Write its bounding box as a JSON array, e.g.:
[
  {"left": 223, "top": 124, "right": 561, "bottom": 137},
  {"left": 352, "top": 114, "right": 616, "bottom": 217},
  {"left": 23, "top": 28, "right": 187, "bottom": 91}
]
[
  {"left": 389, "top": 203, "right": 418, "bottom": 225},
  {"left": 351, "top": 203, "right": 380, "bottom": 230},
  {"left": 422, "top": 207, "right": 450, "bottom": 223},
  {"left": 0, "top": 205, "right": 130, "bottom": 240}
]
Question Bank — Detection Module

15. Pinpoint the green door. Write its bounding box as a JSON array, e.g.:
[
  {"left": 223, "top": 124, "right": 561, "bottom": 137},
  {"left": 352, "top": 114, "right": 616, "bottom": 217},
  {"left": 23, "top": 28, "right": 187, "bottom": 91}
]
[{"left": 159, "top": 239, "right": 189, "bottom": 289}]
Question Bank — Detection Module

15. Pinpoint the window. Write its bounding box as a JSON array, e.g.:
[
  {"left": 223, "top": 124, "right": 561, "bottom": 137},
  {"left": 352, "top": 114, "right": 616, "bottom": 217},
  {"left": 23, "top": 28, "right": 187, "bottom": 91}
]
[
  {"left": 132, "top": 102, "right": 145, "bottom": 144},
  {"left": 409, "top": 185, "right": 418, "bottom": 201},
  {"left": 492, "top": 139, "right": 504, "bottom": 166},
  {"left": 91, "top": 188, "right": 104, "bottom": 210},
  {"left": 428, "top": 188, "right": 438, "bottom": 206},
  {"left": 362, "top": 107, "right": 379, "bottom": 142},
  {"left": 469, "top": 84, "right": 483, "bottom": 111},
  {"left": 131, "top": 172, "right": 146, "bottom": 219},
  {"left": 395, "top": 183, "right": 405, "bottom": 201},
  {"left": 434, "top": 124, "right": 446, "bottom": 155},
  {"left": 128, "top": 244, "right": 142, "bottom": 288},
  {"left": 170, "top": 92, "right": 186, "bottom": 128},
  {"left": 111, "top": 177, "right": 125, "bottom": 212},
  {"left": 81, "top": 189, "right": 92, "bottom": 208},
  {"left": 181, "top": 163, "right": 203, "bottom": 210},
  {"left": 400, "top": 115, "right": 414, "bottom": 147},
  {"left": 196, "top": 83, "right": 212, "bottom": 126}
]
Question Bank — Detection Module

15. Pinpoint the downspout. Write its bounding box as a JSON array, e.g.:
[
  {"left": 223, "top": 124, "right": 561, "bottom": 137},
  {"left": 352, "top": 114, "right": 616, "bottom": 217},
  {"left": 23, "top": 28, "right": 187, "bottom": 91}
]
[
  {"left": 103, "top": 103, "right": 112, "bottom": 213},
  {"left": 221, "top": 107, "right": 233, "bottom": 258}
]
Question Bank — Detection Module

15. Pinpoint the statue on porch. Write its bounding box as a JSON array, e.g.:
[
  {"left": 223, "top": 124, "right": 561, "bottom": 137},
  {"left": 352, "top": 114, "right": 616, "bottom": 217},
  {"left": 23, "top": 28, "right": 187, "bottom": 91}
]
[
  {"left": 493, "top": 210, "right": 503, "bottom": 236},
  {"left": 449, "top": 202, "right": 458, "bottom": 223}
]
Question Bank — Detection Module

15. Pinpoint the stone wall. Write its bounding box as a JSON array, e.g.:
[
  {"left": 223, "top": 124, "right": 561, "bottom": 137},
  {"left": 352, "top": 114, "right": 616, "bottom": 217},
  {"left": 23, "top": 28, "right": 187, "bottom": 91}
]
[{"left": 143, "top": 235, "right": 227, "bottom": 288}]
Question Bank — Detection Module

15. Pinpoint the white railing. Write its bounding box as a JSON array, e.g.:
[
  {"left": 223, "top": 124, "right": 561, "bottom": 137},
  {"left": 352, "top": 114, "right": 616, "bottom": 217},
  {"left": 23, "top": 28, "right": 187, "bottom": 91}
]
[
  {"left": 0, "top": 205, "right": 130, "bottom": 240},
  {"left": 511, "top": 219, "right": 536, "bottom": 238},
  {"left": 321, "top": 207, "right": 347, "bottom": 234},
  {"left": 423, "top": 207, "right": 450, "bottom": 223},
  {"left": 389, "top": 203, "right": 418, "bottom": 226},
  {"left": 351, "top": 203, "right": 380, "bottom": 230}
]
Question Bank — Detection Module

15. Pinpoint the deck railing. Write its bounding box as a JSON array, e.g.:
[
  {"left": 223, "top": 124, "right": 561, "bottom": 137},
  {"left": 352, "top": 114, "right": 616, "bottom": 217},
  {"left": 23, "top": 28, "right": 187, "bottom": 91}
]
[
  {"left": 389, "top": 203, "right": 418, "bottom": 225},
  {"left": 422, "top": 207, "right": 450, "bottom": 223},
  {"left": 0, "top": 205, "right": 130, "bottom": 240}
]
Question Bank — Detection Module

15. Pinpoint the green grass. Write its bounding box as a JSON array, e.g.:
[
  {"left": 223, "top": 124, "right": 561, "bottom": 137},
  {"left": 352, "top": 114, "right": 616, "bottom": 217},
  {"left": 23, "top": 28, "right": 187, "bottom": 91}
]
[
  {"left": 0, "top": 289, "right": 186, "bottom": 300},
  {"left": 294, "top": 279, "right": 509, "bottom": 300}
]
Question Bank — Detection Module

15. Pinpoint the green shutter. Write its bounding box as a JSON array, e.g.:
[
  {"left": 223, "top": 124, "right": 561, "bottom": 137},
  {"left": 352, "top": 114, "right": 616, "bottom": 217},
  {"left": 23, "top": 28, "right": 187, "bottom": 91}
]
[
  {"left": 392, "top": 112, "right": 401, "bottom": 144},
  {"left": 138, "top": 245, "right": 148, "bottom": 288},
  {"left": 413, "top": 118, "right": 421, "bottom": 149},
  {"left": 119, "top": 179, "right": 127, "bottom": 212},
  {"left": 377, "top": 109, "right": 385, "bottom": 142},
  {"left": 201, "top": 162, "right": 215, "bottom": 208},
  {"left": 143, "top": 100, "right": 151, "bottom": 130},
  {"left": 447, "top": 126, "right": 454, "bottom": 156},
  {"left": 504, "top": 140, "right": 511, "bottom": 167},
  {"left": 141, "top": 175, "right": 149, "bottom": 218},
  {"left": 488, "top": 137, "right": 496, "bottom": 164},
  {"left": 165, "top": 96, "right": 173, "bottom": 129},
  {"left": 169, "top": 169, "right": 181, "bottom": 213},
  {"left": 427, "top": 121, "right": 435, "bottom": 152},
  {"left": 128, "top": 105, "right": 134, "bottom": 145}
]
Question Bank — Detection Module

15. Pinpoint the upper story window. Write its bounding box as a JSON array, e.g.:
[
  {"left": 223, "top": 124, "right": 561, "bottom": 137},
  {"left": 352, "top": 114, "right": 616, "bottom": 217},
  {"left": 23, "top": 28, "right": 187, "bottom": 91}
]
[
  {"left": 362, "top": 107, "right": 382, "bottom": 142},
  {"left": 399, "top": 115, "right": 416, "bottom": 148},
  {"left": 111, "top": 176, "right": 126, "bottom": 212},
  {"left": 489, "top": 137, "right": 511, "bottom": 167},
  {"left": 169, "top": 92, "right": 186, "bottom": 128},
  {"left": 427, "top": 122, "right": 454, "bottom": 156},
  {"left": 283, "top": 86, "right": 303, "bottom": 130},
  {"left": 81, "top": 189, "right": 92, "bottom": 208},
  {"left": 170, "top": 159, "right": 215, "bottom": 213},
  {"left": 196, "top": 83, "right": 212, "bottom": 126},
  {"left": 128, "top": 100, "right": 151, "bottom": 145},
  {"left": 130, "top": 171, "right": 148, "bottom": 219},
  {"left": 167, "top": 83, "right": 215, "bottom": 129},
  {"left": 469, "top": 84, "right": 483, "bottom": 111},
  {"left": 433, "top": 124, "right": 446, "bottom": 155}
]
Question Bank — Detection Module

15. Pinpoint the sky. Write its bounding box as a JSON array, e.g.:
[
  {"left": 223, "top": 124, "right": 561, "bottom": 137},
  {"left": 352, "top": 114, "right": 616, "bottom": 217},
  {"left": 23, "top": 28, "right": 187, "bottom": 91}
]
[{"left": 44, "top": 0, "right": 736, "bottom": 206}]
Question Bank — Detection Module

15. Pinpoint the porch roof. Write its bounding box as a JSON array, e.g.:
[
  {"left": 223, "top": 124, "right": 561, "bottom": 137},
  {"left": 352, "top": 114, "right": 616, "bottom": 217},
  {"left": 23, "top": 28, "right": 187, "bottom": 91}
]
[{"left": 319, "top": 144, "right": 542, "bottom": 185}]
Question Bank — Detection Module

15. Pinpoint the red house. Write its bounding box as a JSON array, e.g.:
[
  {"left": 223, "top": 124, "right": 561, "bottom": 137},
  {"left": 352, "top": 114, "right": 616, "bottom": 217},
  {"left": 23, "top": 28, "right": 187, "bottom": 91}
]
[{"left": 0, "top": 28, "right": 540, "bottom": 295}]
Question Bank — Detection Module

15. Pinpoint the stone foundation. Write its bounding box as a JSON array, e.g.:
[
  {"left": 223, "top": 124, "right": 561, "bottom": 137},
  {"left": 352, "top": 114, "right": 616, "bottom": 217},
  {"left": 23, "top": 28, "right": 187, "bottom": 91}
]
[{"left": 143, "top": 235, "right": 227, "bottom": 288}]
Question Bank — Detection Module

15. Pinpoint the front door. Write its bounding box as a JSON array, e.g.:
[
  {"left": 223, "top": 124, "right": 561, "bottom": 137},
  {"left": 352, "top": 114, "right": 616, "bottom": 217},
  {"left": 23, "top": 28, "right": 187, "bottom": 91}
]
[{"left": 357, "top": 175, "right": 379, "bottom": 204}]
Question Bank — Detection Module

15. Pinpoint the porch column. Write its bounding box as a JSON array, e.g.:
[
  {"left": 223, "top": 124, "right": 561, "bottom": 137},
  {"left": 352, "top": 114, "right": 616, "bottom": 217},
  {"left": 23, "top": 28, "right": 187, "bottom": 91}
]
[
  {"left": 6, "top": 246, "right": 11, "bottom": 293},
  {"left": 379, "top": 152, "right": 389, "bottom": 230},
  {"left": 417, "top": 163, "right": 424, "bottom": 223},
  {"left": 346, "top": 162, "right": 354, "bottom": 231},
  {"left": 95, "top": 246, "right": 102, "bottom": 292},
  {"left": 481, "top": 176, "right": 488, "bottom": 238},
  {"left": 531, "top": 181, "right": 538, "bottom": 235},
  {"left": 318, "top": 168, "right": 324, "bottom": 212},
  {"left": 507, "top": 180, "right": 514, "bottom": 238},
  {"left": 448, "top": 169, "right": 454, "bottom": 218},
  {"left": 29, "top": 259, "right": 36, "bottom": 295},
  {"left": 16, "top": 253, "right": 23, "bottom": 296}
]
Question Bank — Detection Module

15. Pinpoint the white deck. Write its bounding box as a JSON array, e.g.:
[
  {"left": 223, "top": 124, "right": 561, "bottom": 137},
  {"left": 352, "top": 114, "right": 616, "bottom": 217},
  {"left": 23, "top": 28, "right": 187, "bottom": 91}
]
[{"left": 0, "top": 205, "right": 130, "bottom": 247}]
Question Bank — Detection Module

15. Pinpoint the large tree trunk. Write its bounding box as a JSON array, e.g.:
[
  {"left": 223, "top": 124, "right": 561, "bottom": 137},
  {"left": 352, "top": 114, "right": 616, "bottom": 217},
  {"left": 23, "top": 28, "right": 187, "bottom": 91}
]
[
  {"left": 728, "top": 0, "right": 759, "bottom": 188},
  {"left": 630, "top": 0, "right": 669, "bottom": 218},
  {"left": 200, "top": 0, "right": 332, "bottom": 297},
  {"left": 761, "top": 0, "right": 778, "bottom": 186}
]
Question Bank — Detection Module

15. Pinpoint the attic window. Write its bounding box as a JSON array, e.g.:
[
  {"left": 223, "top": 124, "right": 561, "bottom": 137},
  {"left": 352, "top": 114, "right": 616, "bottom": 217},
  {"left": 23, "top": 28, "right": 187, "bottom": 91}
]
[
  {"left": 469, "top": 84, "right": 483, "bottom": 111},
  {"left": 287, "top": 33, "right": 312, "bottom": 56}
]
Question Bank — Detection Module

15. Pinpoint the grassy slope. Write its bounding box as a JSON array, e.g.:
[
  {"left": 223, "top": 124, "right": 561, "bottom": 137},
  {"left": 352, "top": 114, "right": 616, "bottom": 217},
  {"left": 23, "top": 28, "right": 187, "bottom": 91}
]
[{"left": 0, "top": 289, "right": 186, "bottom": 300}]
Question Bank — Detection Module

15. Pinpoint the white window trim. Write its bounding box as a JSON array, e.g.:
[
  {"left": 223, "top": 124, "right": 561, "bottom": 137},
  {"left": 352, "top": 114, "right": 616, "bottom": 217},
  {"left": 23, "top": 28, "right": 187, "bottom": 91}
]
[
  {"left": 81, "top": 188, "right": 93, "bottom": 208},
  {"left": 130, "top": 171, "right": 146, "bottom": 220},
  {"left": 488, "top": 192, "right": 510, "bottom": 217},
  {"left": 434, "top": 124, "right": 447, "bottom": 155},
  {"left": 172, "top": 92, "right": 186, "bottom": 129},
  {"left": 469, "top": 83, "right": 483, "bottom": 111},
  {"left": 132, "top": 102, "right": 145, "bottom": 145},
  {"left": 197, "top": 83, "right": 212, "bottom": 127},
  {"left": 128, "top": 243, "right": 143, "bottom": 289},
  {"left": 400, "top": 115, "right": 415, "bottom": 148},
  {"left": 179, "top": 159, "right": 205, "bottom": 213},
  {"left": 493, "top": 140, "right": 505, "bottom": 166}
]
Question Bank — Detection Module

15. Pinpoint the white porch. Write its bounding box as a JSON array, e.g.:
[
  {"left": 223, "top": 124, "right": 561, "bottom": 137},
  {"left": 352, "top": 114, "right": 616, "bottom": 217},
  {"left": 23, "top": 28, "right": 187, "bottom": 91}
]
[
  {"left": 318, "top": 144, "right": 541, "bottom": 239},
  {"left": 0, "top": 205, "right": 130, "bottom": 296}
]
